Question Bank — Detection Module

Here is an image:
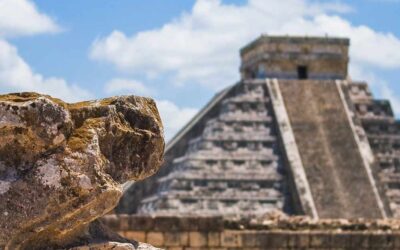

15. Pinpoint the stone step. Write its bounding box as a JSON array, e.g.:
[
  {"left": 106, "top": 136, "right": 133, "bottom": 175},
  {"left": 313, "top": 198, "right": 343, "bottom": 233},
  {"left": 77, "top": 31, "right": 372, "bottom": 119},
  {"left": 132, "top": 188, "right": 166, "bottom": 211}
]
[{"left": 277, "top": 80, "right": 384, "bottom": 219}]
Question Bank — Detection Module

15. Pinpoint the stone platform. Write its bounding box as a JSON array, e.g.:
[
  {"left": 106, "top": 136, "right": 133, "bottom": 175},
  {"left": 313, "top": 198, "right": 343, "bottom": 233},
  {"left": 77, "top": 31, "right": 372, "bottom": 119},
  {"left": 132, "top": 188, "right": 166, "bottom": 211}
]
[{"left": 101, "top": 214, "right": 400, "bottom": 250}]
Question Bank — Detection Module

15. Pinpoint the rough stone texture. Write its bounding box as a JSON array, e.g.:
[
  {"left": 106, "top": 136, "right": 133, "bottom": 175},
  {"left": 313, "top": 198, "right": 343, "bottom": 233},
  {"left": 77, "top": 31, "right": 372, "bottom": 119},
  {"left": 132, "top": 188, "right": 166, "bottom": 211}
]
[
  {"left": 266, "top": 79, "right": 318, "bottom": 218},
  {"left": 278, "top": 80, "right": 384, "bottom": 218},
  {"left": 0, "top": 92, "right": 164, "bottom": 249},
  {"left": 344, "top": 82, "right": 400, "bottom": 217},
  {"left": 118, "top": 35, "right": 399, "bottom": 219},
  {"left": 240, "top": 35, "right": 349, "bottom": 80},
  {"left": 69, "top": 242, "right": 137, "bottom": 250},
  {"left": 101, "top": 214, "right": 400, "bottom": 250},
  {"left": 136, "top": 80, "right": 291, "bottom": 216},
  {"left": 70, "top": 242, "right": 160, "bottom": 250}
]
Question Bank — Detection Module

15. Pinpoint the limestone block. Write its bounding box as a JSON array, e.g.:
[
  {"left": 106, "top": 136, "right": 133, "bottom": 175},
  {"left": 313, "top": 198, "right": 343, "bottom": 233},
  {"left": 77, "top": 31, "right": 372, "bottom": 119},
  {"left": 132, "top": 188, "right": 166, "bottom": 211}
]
[
  {"left": 207, "top": 233, "right": 220, "bottom": 247},
  {"left": 286, "top": 231, "right": 310, "bottom": 248},
  {"left": 329, "top": 232, "right": 352, "bottom": 248},
  {"left": 369, "top": 232, "right": 394, "bottom": 248},
  {"left": 164, "top": 232, "right": 189, "bottom": 247},
  {"left": 128, "top": 216, "right": 155, "bottom": 232},
  {"left": 147, "top": 232, "right": 164, "bottom": 247},
  {"left": 394, "top": 233, "right": 400, "bottom": 248},
  {"left": 263, "top": 232, "right": 288, "bottom": 248},
  {"left": 125, "top": 231, "right": 147, "bottom": 242},
  {"left": 241, "top": 232, "right": 258, "bottom": 247},
  {"left": 309, "top": 232, "right": 331, "bottom": 247},
  {"left": 189, "top": 232, "right": 208, "bottom": 247},
  {"left": 0, "top": 92, "right": 164, "bottom": 249},
  {"left": 220, "top": 231, "right": 242, "bottom": 247}
]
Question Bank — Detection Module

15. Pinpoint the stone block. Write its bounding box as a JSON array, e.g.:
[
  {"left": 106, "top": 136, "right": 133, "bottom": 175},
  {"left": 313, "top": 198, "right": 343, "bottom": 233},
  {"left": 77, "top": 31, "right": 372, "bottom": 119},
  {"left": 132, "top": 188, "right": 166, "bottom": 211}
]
[
  {"left": 330, "top": 232, "right": 352, "bottom": 248},
  {"left": 0, "top": 92, "right": 166, "bottom": 248},
  {"left": 184, "top": 248, "right": 210, "bottom": 250},
  {"left": 154, "top": 216, "right": 180, "bottom": 232},
  {"left": 286, "top": 231, "right": 309, "bottom": 248},
  {"left": 165, "top": 232, "right": 189, "bottom": 246},
  {"left": 146, "top": 232, "right": 164, "bottom": 247},
  {"left": 241, "top": 231, "right": 288, "bottom": 249},
  {"left": 190, "top": 232, "right": 208, "bottom": 247},
  {"left": 309, "top": 232, "right": 331, "bottom": 247},
  {"left": 257, "top": 231, "right": 288, "bottom": 248},
  {"left": 221, "top": 231, "right": 242, "bottom": 247},
  {"left": 179, "top": 217, "right": 200, "bottom": 231},
  {"left": 130, "top": 216, "right": 154, "bottom": 232},
  {"left": 118, "top": 214, "right": 131, "bottom": 231},
  {"left": 242, "top": 232, "right": 258, "bottom": 247},
  {"left": 198, "top": 217, "right": 224, "bottom": 232},
  {"left": 208, "top": 232, "right": 221, "bottom": 246},
  {"left": 125, "top": 231, "right": 146, "bottom": 242},
  {"left": 181, "top": 232, "right": 190, "bottom": 246},
  {"left": 349, "top": 232, "right": 370, "bottom": 248},
  {"left": 369, "top": 232, "right": 394, "bottom": 248},
  {"left": 226, "top": 248, "right": 258, "bottom": 250},
  {"left": 393, "top": 233, "right": 400, "bottom": 247}
]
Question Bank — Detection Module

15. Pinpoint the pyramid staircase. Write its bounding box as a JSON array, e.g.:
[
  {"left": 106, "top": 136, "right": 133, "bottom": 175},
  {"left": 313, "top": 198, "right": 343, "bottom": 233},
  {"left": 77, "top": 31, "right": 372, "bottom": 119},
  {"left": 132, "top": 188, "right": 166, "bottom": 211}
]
[{"left": 138, "top": 80, "right": 292, "bottom": 215}]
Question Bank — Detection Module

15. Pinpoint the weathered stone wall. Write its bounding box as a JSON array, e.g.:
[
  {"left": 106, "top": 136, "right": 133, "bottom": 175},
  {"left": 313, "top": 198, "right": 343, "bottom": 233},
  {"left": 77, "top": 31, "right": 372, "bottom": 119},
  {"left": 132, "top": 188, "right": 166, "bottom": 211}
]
[
  {"left": 343, "top": 81, "right": 400, "bottom": 217},
  {"left": 240, "top": 36, "right": 349, "bottom": 80},
  {"left": 133, "top": 80, "right": 293, "bottom": 216},
  {"left": 101, "top": 215, "right": 400, "bottom": 249},
  {"left": 117, "top": 86, "right": 235, "bottom": 214}
]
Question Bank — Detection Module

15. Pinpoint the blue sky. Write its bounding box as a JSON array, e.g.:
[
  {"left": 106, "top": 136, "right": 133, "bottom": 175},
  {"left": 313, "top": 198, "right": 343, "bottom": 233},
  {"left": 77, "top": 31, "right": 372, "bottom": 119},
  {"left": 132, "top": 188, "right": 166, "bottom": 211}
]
[{"left": 0, "top": 0, "right": 399, "bottom": 139}]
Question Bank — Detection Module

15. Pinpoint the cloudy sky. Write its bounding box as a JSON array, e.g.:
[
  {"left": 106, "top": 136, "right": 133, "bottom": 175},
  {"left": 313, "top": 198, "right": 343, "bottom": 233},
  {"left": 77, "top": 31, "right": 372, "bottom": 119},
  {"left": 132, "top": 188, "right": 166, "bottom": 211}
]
[{"left": 1, "top": 0, "right": 399, "bottom": 140}]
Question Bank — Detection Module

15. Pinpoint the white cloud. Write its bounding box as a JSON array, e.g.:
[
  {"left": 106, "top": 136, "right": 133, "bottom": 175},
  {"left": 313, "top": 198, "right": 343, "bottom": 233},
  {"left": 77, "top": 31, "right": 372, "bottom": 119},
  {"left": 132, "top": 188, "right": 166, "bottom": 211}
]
[
  {"left": 0, "top": 39, "right": 92, "bottom": 102},
  {"left": 275, "top": 14, "right": 400, "bottom": 69},
  {"left": 0, "top": 0, "right": 60, "bottom": 37},
  {"left": 0, "top": 0, "right": 91, "bottom": 103},
  {"left": 90, "top": 0, "right": 400, "bottom": 120},
  {"left": 104, "top": 78, "right": 153, "bottom": 96},
  {"left": 156, "top": 100, "right": 198, "bottom": 141},
  {"left": 90, "top": 0, "right": 400, "bottom": 90},
  {"left": 381, "top": 85, "right": 400, "bottom": 116}
]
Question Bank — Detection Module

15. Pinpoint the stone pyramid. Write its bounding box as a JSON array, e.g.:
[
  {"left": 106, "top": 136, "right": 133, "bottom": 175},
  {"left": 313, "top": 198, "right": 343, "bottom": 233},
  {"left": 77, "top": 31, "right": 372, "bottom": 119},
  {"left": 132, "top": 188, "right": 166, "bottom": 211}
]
[{"left": 118, "top": 36, "right": 400, "bottom": 219}]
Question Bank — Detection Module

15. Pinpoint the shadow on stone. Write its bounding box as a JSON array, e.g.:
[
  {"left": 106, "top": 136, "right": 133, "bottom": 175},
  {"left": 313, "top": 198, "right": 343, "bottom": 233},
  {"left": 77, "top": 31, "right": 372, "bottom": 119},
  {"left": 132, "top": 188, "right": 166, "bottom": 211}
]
[{"left": 0, "top": 92, "right": 164, "bottom": 250}]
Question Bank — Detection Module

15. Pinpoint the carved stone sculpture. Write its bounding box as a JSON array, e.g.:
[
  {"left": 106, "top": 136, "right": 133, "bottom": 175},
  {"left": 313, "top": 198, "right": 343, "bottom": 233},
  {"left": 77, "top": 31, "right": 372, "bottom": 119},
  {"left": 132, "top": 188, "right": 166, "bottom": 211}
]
[{"left": 0, "top": 92, "right": 164, "bottom": 249}]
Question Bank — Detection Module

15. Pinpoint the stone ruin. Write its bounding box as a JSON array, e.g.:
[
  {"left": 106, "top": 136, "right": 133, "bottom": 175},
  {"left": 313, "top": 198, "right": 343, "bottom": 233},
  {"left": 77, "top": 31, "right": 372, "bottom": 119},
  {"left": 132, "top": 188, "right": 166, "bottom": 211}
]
[
  {"left": 100, "top": 213, "right": 400, "bottom": 249},
  {"left": 2, "top": 35, "right": 400, "bottom": 250},
  {"left": 0, "top": 93, "right": 164, "bottom": 249},
  {"left": 119, "top": 35, "right": 400, "bottom": 220}
]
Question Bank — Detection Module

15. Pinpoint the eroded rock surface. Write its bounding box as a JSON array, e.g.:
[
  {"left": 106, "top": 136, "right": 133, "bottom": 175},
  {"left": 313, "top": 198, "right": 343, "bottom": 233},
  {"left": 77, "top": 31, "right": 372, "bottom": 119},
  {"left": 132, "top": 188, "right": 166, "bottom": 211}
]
[
  {"left": 0, "top": 92, "right": 164, "bottom": 250},
  {"left": 70, "top": 242, "right": 160, "bottom": 250}
]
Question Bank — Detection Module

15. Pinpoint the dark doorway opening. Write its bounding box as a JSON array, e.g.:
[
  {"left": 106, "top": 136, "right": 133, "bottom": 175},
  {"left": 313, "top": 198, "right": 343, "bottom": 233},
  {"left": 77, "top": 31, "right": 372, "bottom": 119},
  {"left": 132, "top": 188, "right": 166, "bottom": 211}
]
[{"left": 297, "top": 66, "right": 308, "bottom": 79}]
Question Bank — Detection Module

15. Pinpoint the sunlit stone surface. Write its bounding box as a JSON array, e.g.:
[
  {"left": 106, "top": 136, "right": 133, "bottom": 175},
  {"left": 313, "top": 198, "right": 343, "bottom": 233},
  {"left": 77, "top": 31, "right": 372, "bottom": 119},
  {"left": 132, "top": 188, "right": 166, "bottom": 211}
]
[{"left": 0, "top": 92, "right": 164, "bottom": 250}]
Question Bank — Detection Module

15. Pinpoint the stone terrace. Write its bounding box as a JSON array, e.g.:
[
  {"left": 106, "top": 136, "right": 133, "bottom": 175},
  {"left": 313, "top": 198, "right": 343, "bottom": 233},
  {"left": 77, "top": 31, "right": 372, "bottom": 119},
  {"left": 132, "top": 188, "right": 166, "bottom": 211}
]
[{"left": 101, "top": 214, "right": 400, "bottom": 249}]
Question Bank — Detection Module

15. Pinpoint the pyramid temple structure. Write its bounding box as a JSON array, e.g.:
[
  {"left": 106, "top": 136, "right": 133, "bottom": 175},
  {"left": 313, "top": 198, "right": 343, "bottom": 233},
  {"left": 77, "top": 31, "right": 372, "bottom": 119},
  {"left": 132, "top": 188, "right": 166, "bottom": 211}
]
[{"left": 117, "top": 35, "right": 400, "bottom": 219}]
